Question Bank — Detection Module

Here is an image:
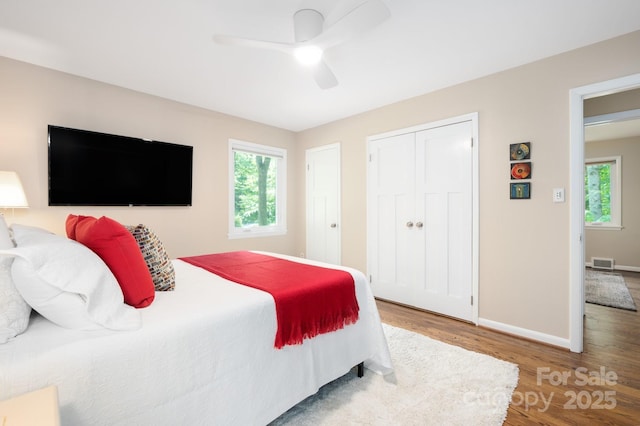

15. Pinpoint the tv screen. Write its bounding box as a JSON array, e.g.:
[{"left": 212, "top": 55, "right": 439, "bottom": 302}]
[{"left": 48, "top": 125, "right": 193, "bottom": 206}]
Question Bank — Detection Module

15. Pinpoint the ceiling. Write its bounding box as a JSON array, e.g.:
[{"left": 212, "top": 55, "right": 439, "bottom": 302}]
[{"left": 1, "top": 0, "right": 640, "bottom": 132}]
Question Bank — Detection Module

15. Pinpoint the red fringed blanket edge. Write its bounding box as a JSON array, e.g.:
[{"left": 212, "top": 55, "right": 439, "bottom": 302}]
[{"left": 179, "top": 251, "right": 359, "bottom": 348}]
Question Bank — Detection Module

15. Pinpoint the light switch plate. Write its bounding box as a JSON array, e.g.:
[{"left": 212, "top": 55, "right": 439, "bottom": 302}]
[{"left": 553, "top": 188, "right": 565, "bottom": 203}]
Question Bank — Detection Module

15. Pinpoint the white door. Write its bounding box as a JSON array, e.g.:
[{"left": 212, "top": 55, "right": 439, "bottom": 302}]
[
  {"left": 415, "top": 122, "right": 473, "bottom": 320},
  {"left": 306, "top": 143, "right": 341, "bottom": 265},
  {"left": 368, "top": 120, "right": 474, "bottom": 321},
  {"left": 367, "top": 132, "right": 416, "bottom": 301}
]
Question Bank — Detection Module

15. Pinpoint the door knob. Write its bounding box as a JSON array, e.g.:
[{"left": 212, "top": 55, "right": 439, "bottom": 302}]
[
  {"left": 406, "top": 221, "right": 414, "bottom": 228},
  {"left": 416, "top": 221, "right": 423, "bottom": 229},
  {"left": 330, "top": 223, "right": 337, "bottom": 228}
]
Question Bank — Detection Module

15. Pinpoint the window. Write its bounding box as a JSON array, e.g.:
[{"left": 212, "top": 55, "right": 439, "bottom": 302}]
[
  {"left": 228, "top": 139, "right": 286, "bottom": 238},
  {"left": 584, "top": 156, "right": 621, "bottom": 230}
]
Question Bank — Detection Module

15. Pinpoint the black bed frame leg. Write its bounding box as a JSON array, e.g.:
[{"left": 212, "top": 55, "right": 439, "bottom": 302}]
[{"left": 357, "top": 362, "right": 364, "bottom": 378}]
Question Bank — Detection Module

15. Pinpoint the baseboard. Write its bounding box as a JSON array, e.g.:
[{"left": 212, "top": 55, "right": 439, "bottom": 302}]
[
  {"left": 478, "top": 318, "right": 570, "bottom": 349},
  {"left": 614, "top": 265, "right": 640, "bottom": 272},
  {"left": 585, "top": 263, "right": 640, "bottom": 272}
]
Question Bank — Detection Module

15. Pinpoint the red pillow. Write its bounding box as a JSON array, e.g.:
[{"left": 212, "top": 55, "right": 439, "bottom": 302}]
[
  {"left": 65, "top": 214, "right": 79, "bottom": 240},
  {"left": 66, "top": 215, "right": 155, "bottom": 308}
]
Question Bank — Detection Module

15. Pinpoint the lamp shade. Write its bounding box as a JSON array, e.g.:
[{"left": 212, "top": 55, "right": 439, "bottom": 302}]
[{"left": 0, "top": 171, "right": 29, "bottom": 208}]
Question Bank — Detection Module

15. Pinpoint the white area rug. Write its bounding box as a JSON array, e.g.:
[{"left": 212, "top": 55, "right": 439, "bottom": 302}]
[
  {"left": 585, "top": 269, "right": 637, "bottom": 311},
  {"left": 271, "top": 324, "right": 519, "bottom": 426}
]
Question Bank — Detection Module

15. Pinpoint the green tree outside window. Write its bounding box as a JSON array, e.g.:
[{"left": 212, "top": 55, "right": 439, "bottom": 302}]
[
  {"left": 585, "top": 162, "right": 611, "bottom": 223},
  {"left": 234, "top": 151, "right": 277, "bottom": 227},
  {"left": 584, "top": 156, "right": 620, "bottom": 228},
  {"left": 228, "top": 139, "right": 286, "bottom": 238}
]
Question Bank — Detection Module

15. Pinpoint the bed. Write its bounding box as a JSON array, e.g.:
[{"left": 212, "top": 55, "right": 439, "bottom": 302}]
[{"left": 0, "top": 221, "right": 392, "bottom": 425}]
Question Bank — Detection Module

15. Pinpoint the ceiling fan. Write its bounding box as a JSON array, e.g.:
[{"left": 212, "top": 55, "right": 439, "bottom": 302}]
[{"left": 213, "top": 0, "right": 390, "bottom": 89}]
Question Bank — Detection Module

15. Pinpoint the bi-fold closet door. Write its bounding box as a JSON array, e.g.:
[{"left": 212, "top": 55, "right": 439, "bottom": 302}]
[{"left": 367, "top": 119, "right": 474, "bottom": 321}]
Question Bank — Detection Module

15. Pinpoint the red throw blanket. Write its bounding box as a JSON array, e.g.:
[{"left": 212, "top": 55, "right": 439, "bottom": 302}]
[{"left": 179, "top": 251, "right": 359, "bottom": 348}]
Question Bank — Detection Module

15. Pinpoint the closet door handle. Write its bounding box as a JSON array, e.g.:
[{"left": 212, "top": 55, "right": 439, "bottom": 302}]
[
  {"left": 416, "top": 221, "right": 423, "bottom": 229},
  {"left": 330, "top": 223, "right": 337, "bottom": 228},
  {"left": 406, "top": 221, "right": 414, "bottom": 228}
]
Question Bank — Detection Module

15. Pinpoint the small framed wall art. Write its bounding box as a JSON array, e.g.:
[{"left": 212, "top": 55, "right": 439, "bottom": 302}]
[
  {"left": 510, "top": 182, "right": 531, "bottom": 199},
  {"left": 510, "top": 162, "right": 532, "bottom": 180},
  {"left": 509, "top": 142, "right": 532, "bottom": 199},
  {"left": 510, "top": 142, "right": 530, "bottom": 161}
]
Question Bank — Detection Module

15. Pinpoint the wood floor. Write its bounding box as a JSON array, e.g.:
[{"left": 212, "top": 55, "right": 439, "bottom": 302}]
[{"left": 375, "top": 270, "right": 640, "bottom": 425}]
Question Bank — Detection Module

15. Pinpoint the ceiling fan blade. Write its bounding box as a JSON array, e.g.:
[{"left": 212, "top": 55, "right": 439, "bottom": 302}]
[
  {"left": 313, "top": 60, "right": 338, "bottom": 90},
  {"left": 213, "top": 34, "right": 294, "bottom": 55},
  {"left": 313, "top": 0, "right": 390, "bottom": 49}
]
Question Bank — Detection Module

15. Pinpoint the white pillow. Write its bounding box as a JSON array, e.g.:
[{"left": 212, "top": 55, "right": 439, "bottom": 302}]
[
  {"left": 0, "top": 224, "right": 141, "bottom": 331},
  {"left": 0, "top": 215, "right": 13, "bottom": 248},
  {"left": 0, "top": 216, "right": 31, "bottom": 343}
]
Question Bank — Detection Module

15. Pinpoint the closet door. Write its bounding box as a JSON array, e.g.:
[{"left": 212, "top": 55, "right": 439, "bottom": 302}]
[
  {"left": 367, "top": 132, "right": 417, "bottom": 303},
  {"left": 415, "top": 121, "right": 473, "bottom": 321},
  {"left": 368, "top": 120, "right": 474, "bottom": 322}
]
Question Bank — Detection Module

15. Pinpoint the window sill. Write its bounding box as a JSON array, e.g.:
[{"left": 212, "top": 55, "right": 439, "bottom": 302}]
[
  {"left": 228, "top": 228, "right": 287, "bottom": 239},
  {"left": 585, "top": 224, "right": 622, "bottom": 231}
]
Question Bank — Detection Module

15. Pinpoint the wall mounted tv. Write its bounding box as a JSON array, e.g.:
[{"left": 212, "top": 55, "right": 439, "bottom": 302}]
[{"left": 48, "top": 125, "right": 193, "bottom": 206}]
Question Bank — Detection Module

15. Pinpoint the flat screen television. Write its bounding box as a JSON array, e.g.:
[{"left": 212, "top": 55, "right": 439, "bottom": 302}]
[{"left": 48, "top": 125, "right": 193, "bottom": 206}]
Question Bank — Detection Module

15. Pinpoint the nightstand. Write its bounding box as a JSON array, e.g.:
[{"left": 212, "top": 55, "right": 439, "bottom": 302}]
[{"left": 0, "top": 386, "right": 60, "bottom": 426}]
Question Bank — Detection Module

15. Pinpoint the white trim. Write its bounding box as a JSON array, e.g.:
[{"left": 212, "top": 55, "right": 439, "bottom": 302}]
[
  {"left": 229, "top": 138, "right": 285, "bottom": 158},
  {"left": 368, "top": 112, "right": 478, "bottom": 141},
  {"left": 478, "top": 318, "right": 570, "bottom": 349},
  {"left": 612, "top": 264, "right": 640, "bottom": 273},
  {"left": 585, "top": 262, "right": 640, "bottom": 272},
  {"left": 584, "top": 108, "right": 640, "bottom": 125},
  {"left": 227, "top": 227, "right": 287, "bottom": 239},
  {"left": 585, "top": 224, "right": 622, "bottom": 231},
  {"left": 471, "top": 115, "right": 480, "bottom": 324},
  {"left": 569, "top": 73, "right": 640, "bottom": 353},
  {"left": 228, "top": 139, "right": 287, "bottom": 239},
  {"left": 366, "top": 112, "right": 479, "bottom": 325}
]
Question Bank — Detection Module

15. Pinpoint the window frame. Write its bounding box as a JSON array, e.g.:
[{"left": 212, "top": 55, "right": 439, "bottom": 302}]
[
  {"left": 228, "top": 139, "right": 287, "bottom": 239},
  {"left": 584, "top": 155, "right": 622, "bottom": 230}
]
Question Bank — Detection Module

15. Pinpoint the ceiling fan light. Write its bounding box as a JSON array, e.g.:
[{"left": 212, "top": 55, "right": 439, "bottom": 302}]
[{"left": 293, "top": 45, "right": 323, "bottom": 66}]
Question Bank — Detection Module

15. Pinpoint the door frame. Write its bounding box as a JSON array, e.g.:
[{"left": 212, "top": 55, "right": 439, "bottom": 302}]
[
  {"left": 305, "top": 142, "right": 341, "bottom": 264},
  {"left": 366, "top": 112, "right": 479, "bottom": 324},
  {"left": 568, "top": 73, "right": 640, "bottom": 353}
]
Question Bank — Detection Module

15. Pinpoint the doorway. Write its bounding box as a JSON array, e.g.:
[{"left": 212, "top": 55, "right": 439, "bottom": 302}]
[{"left": 569, "top": 73, "right": 640, "bottom": 352}]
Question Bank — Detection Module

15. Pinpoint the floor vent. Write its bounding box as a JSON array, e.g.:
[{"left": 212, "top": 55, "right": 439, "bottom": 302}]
[{"left": 591, "top": 257, "right": 614, "bottom": 271}]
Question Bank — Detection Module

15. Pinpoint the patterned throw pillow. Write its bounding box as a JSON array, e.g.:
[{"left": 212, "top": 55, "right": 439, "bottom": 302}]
[{"left": 126, "top": 224, "right": 175, "bottom": 291}]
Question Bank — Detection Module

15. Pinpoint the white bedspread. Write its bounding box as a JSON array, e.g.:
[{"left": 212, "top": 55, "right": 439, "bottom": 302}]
[{"left": 0, "top": 253, "right": 392, "bottom": 425}]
